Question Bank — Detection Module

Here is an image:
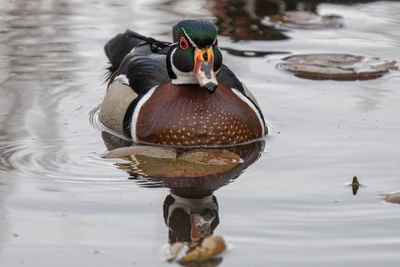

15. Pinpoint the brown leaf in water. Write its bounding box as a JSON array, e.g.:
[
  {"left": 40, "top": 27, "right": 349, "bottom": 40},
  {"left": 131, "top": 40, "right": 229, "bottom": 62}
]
[
  {"left": 105, "top": 145, "right": 176, "bottom": 159},
  {"left": 385, "top": 192, "right": 400, "bottom": 204},
  {"left": 131, "top": 149, "right": 240, "bottom": 178},
  {"left": 279, "top": 53, "right": 397, "bottom": 80},
  {"left": 168, "top": 242, "right": 185, "bottom": 262},
  {"left": 351, "top": 176, "right": 360, "bottom": 196},
  {"left": 179, "top": 235, "right": 226, "bottom": 263},
  {"left": 180, "top": 149, "right": 239, "bottom": 166}
]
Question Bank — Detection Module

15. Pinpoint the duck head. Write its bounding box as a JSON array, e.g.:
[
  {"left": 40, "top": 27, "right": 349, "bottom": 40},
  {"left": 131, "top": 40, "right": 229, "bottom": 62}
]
[{"left": 167, "top": 20, "right": 223, "bottom": 93}]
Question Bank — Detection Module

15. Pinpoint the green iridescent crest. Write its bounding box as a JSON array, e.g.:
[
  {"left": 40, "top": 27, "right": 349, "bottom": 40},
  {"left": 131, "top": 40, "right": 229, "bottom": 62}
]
[{"left": 173, "top": 20, "right": 217, "bottom": 48}]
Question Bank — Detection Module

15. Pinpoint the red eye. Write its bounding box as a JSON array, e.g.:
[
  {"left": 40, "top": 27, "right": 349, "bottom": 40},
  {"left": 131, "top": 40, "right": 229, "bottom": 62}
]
[
  {"left": 179, "top": 37, "right": 188, "bottom": 50},
  {"left": 214, "top": 38, "right": 218, "bottom": 48}
]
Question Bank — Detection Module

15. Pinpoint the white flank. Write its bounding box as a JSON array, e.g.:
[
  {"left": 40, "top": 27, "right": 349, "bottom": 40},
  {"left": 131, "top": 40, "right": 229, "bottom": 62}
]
[
  {"left": 232, "top": 88, "right": 266, "bottom": 135},
  {"left": 130, "top": 85, "right": 157, "bottom": 143}
]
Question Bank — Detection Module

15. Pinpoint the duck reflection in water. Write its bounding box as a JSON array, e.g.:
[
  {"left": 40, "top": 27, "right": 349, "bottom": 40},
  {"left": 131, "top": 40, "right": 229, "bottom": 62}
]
[
  {"left": 204, "top": 0, "right": 379, "bottom": 43},
  {"left": 102, "top": 132, "right": 264, "bottom": 264},
  {"left": 163, "top": 193, "right": 219, "bottom": 244},
  {"left": 205, "top": 0, "right": 289, "bottom": 42}
]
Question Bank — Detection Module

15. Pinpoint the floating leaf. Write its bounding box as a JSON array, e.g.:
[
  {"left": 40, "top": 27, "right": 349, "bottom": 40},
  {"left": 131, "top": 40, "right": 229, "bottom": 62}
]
[
  {"left": 279, "top": 53, "right": 397, "bottom": 80},
  {"left": 384, "top": 192, "right": 400, "bottom": 204},
  {"left": 130, "top": 149, "right": 240, "bottom": 178},
  {"left": 269, "top": 11, "right": 343, "bottom": 29},
  {"left": 168, "top": 242, "right": 185, "bottom": 262},
  {"left": 351, "top": 176, "right": 360, "bottom": 186},
  {"left": 109, "top": 141, "right": 265, "bottom": 193},
  {"left": 179, "top": 235, "right": 226, "bottom": 263},
  {"left": 351, "top": 176, "right": 360, "bottom": 196},
  {"left": 105, "top": 145, "right": 176, "bottom": 159}
]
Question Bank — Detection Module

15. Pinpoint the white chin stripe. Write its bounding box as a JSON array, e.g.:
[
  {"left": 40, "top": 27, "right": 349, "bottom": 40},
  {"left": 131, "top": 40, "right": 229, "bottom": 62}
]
[
  {"left": 130, "top": 86, "right": 157, "bottom": 143},
  {"left": 232, "top": 88, "right": 266, "bottom": 136}
]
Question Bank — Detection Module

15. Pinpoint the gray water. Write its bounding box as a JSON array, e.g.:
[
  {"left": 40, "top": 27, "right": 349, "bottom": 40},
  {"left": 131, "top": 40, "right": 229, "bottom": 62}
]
[{"left": 1, "top": 0, "right": 400, "bottom": 266}]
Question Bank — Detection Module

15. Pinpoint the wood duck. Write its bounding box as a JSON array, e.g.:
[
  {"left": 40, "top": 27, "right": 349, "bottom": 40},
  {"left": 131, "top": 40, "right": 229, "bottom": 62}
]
[{"left": 99, "top": 20, "right": 267, "bottom": 147}]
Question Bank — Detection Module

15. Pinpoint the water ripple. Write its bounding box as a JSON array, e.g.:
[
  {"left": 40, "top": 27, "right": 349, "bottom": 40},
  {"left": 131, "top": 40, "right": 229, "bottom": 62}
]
[{"left": 0, "top": 130, "right": 128, "bottom": 185}]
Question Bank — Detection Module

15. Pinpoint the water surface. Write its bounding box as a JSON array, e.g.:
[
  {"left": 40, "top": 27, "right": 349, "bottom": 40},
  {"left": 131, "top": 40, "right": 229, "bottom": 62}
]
[{"left": 1, "top": 0, "right": 400, "bottom": 266}]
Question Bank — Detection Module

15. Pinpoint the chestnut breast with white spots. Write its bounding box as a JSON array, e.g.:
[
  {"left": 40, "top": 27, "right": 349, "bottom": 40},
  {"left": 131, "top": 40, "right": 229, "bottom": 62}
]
[{"left": 135, "top": 83, "right": 263, "bottom": 146}]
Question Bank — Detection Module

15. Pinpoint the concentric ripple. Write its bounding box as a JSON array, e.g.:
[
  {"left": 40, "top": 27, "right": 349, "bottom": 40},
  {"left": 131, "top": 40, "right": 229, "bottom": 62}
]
[{"left": 0, "top": 132, "right": 129, "bottom": 185}]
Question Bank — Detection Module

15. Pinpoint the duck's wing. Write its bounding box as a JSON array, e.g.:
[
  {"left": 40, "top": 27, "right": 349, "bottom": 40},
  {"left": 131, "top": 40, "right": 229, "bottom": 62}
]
[
  {"left": 105, "top": 29, "right": 171, "bottom": 74},
  {"left": 101, "top": 31, "right": 172, "bottom": 137},
  {"left": 113, "top": 44, "right": 172, "bottom": 95},
  {"left": 217, "top": 64, "right": 245, "bottom": 92},
  {"left": 105, "top": 29, "right": 145, "bottom": 74}
]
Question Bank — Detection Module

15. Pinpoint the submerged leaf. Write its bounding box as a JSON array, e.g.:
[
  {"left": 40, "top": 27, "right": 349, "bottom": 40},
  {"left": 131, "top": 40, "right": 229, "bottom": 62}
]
[
  {"left": 131, "top": 149, "right": 240, "bottom": 178},
  {"left": 180, "top": 149, "right": 240, "bottom": 166},
  {"left": 105, "top": 145, "right": 176, "bottom": 159}
]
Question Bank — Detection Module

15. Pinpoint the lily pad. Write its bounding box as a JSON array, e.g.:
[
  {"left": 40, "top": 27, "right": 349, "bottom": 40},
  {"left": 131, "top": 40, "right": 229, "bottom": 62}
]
[
  {"left": 130, "top": 149, "right": 240, "bottom": 178},
  {"left": 279, "top": 53, "right": 397, "bottom": 80},
  {"left": 178, "top": 235, "right": 226, "bottom": 263},
  {"left": 269, "top": 11, "right": 343, "bottom": 29}
]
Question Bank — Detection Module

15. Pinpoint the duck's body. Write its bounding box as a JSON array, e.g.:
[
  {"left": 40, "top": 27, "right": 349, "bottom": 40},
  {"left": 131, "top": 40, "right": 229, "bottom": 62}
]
[{"left": 99, "top": 20, "right": 267, "bottom": 147}]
